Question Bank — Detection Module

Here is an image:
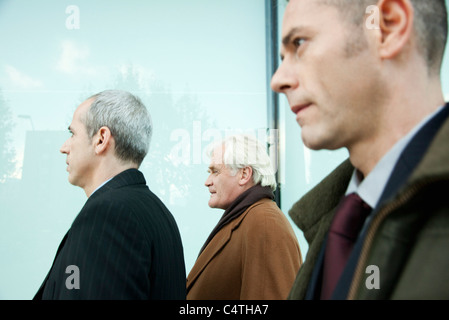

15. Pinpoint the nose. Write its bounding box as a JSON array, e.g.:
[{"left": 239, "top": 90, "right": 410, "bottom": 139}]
[
  {"left": 270, "top": 59, "right": 298, "bottom": 93},
  {"left": 205, "top": 174, "right": 212, "bottom": 188},
  {"left": 60, "top": 138, "right": 69, "bottom": 154}
]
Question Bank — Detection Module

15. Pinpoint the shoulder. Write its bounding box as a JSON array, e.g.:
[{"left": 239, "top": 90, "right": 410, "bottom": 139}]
[
  {"left": 87, "top": 182, "right": 169, "bottom": 216},
  {"left": 74, "top": 184, "right": 172, "bottom": 238},
  {"left": 72, "top": 191, "right": 141, "bottom": 236},
  {"left": 245, "top": 198, "right": 282, "bottom": 219},
  {"left": 240, "top": 199, "right": 294, "bottom": 235},
  {"left": 86, "top": 169, "right": 168, "bottom": 212},
  {"left": 237, "top": 199, "right": 300, "bottom": 257}
]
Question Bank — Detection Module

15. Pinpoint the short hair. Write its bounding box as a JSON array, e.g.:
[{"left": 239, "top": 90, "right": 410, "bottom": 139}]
[
  {"left": 319, "top": 0, "right": 448, "bottom": 73},
  {"left": 207, "top": 134, "right": 277, "bottom": 191},
  {"left": 84, "top": 90, "right": 153, "bottom": 166}
]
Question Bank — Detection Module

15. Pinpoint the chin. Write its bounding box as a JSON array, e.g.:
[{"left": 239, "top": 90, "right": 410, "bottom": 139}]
[
  {"left": 67, "top": 175, "right": 79, "bottom": 188},
  {"left": 208, "top": 201, "right": 217, "bottom": 209},
  {"left": 208, "top": 202, "right": 227, "bottom": 210},
  {"left": 302, "top": 136, "right": 324, "bottom": 151},
  {"left": 302, "top": 131, "right": 340, "bottom": 151}
]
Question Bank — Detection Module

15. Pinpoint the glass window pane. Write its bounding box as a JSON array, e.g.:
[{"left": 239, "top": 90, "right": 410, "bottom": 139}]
[{"left": 0, "top": 0, "right": 267, "bottom": 299}]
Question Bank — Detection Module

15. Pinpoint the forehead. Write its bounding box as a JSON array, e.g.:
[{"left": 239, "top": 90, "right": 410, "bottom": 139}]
[
  {"left": 71, "top": 98, "right": 93, "bottom": 124},
  {"left": 281, "top": 0, "right": 340, "bottom": 39},
  {"left": 209, "top": 144, "right": 225, "bottom": 166}
]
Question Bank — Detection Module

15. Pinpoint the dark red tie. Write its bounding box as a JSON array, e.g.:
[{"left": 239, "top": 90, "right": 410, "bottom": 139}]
[{"left": 321, "top": 193, "right": 371, "bottom": 299}]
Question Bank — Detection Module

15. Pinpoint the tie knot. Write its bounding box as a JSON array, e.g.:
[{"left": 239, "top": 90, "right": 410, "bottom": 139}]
[{"left": 329, "top": 193, "right": 371, "bottom": 240}]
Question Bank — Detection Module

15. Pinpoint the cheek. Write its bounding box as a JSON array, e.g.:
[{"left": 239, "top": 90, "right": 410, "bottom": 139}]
[{"left": 312, "top": 57, "right": 368, "bottom": 122}]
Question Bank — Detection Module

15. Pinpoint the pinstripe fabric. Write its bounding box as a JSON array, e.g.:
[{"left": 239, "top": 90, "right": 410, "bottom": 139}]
[{"left": 34, "top": 169, "right": 186, "bottom": 300}]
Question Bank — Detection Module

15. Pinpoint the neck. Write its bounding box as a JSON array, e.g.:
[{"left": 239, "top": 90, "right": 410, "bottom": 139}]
[
  {"left": 84, "top": 160, "right": 138, "bottom": 197},
  {"left": 349, "top": 70, "right": 444, "bottom": 178}
]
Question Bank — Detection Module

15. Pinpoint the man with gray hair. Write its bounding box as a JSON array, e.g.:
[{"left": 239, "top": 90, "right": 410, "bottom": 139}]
[
  {"left": 34, "top": 90, "right": 186, "bottom": 299},
  {"left": 186, "top": 134, "right": 302, "bottom": 299}
]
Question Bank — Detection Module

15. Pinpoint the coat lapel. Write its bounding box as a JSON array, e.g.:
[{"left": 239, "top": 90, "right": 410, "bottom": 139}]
[
  {"left": 288, "top": 159, "right": 353, "bottom": 299},
  {"left": 186, "top": 203, "right": 257, "bottom": 292},
  {"left": 186, "top": 225, "right": 233, "bottom": 291}
]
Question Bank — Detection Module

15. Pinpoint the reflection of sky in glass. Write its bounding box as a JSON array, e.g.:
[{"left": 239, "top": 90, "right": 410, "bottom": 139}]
[
  {"left": 0, "top": 0, "right": 267, "bottom": 144},
  {"left": 1, "top": 0, "right": 448, "bottom": 300},
  {"left": 0, "top": 0, "right": 267, "bottom": 299}
]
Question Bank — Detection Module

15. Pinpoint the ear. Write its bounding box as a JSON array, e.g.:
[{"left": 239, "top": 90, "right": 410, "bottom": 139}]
[
  {"left": 376, "top": 0, "right": 414, "bottom": 60},
  {"left": 238, "top": 166, "right": 253, "bottom": 186},
  {"left": 93, "top": 126, "right": 113, "bottom": 155}
]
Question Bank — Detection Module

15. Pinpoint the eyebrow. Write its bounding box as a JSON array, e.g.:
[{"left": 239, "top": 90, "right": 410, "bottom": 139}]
[
  {"left": 208, "top": 164, "right": 223, "bottom": 172},
  {"left": 282, "top": 27, "right": 305, "bottom": 47}
]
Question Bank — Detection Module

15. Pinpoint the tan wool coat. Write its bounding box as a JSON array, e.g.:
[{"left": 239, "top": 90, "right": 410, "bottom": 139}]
[{"left": 186, "top": 198, "right": 302, "bottom": 300}]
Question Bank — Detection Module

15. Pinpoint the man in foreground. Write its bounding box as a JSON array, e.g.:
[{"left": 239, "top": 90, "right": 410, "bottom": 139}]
[{"left": 271, "top": 0, "right": 449, "bottom": 299}]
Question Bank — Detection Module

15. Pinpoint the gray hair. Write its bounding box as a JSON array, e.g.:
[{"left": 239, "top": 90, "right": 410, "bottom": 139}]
[
  {"left": 84, "top": 90, "right": 152, "bottom": 166},
  {"left": 207, "top": 134, "right": 277, "bottom": 191}
]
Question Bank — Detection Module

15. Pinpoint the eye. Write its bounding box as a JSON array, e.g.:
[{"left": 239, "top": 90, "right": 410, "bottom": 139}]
[{"left": 293, "top": 37, "right": 306, "bottom": 48}]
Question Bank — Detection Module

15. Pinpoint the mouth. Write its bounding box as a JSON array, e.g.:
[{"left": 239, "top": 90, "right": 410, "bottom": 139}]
[
  {"left": 291, "top": 103, "right": 312, "bottom": 115},
  {"left": 291, "top": 103, "right": 313, "bottom": 125}
]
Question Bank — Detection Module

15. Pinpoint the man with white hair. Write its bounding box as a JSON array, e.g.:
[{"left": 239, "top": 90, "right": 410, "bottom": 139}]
[{"left": 186, "top": 134, "right": 302, "bottom": 300}]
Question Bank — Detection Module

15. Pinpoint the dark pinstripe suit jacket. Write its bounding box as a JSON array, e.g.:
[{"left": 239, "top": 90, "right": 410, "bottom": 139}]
[{"left": 34, "top": 169, "right": 186, "bottom": 300}]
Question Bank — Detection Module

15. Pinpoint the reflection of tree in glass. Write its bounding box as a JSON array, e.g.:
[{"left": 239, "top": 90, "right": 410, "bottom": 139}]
[
  {"left": 0, "top": 89, "right": 16, "bottom": 182},
  {"left": 112, "top": 65, "right": 216, "bottom": 206}
]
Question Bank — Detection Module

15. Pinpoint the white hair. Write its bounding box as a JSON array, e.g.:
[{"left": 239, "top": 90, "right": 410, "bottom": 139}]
[{"left": 207, "top": 134, "right": 277, "bottom": 191}]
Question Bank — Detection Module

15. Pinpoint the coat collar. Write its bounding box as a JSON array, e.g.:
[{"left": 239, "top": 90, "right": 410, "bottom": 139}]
[
  {"left": 89, "top": 168, "right": 146, "bottom": 200},
  {"left": 408, "top": 103, "right": 449, "bottom": 183},
  {"left": 288, "top": 160, "right": 354, "bottom": 243}
]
